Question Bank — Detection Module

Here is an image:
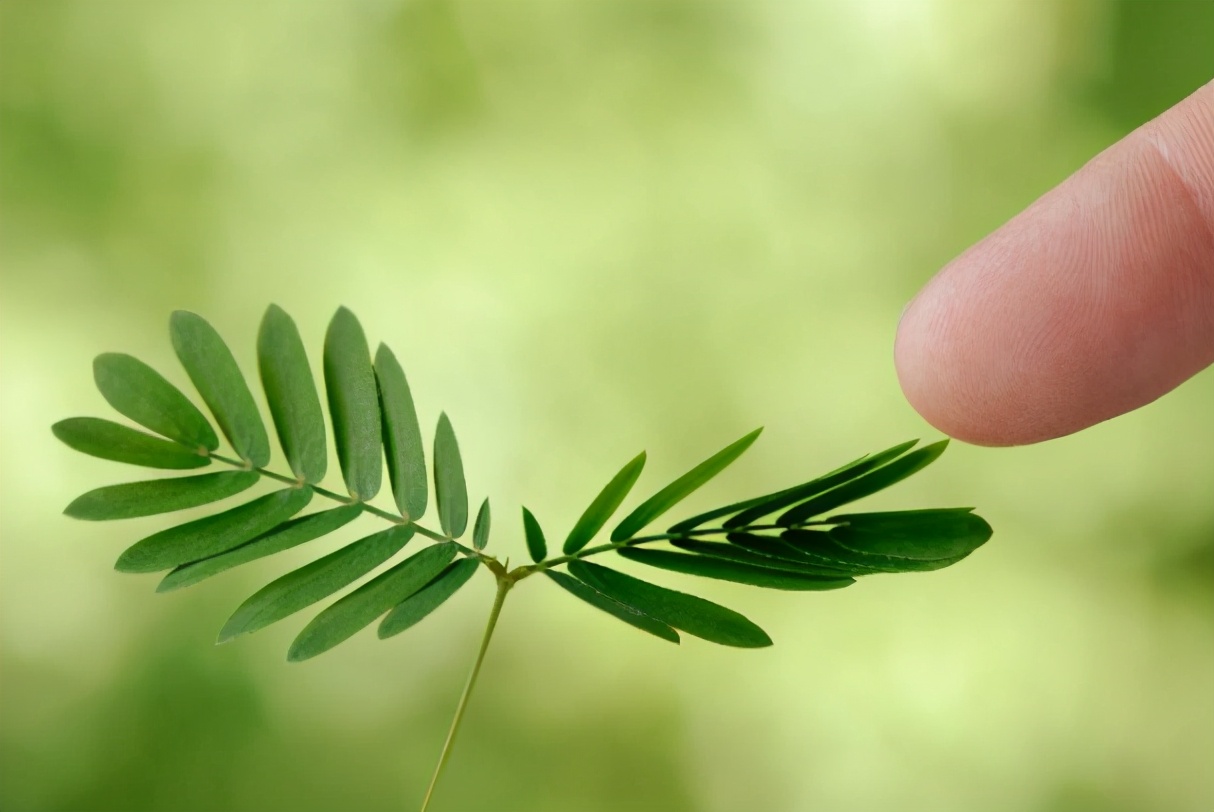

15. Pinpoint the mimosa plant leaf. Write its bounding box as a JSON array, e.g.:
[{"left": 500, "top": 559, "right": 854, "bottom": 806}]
[{"left": 53, "top": 305, "right": 994, "bottom": 811}]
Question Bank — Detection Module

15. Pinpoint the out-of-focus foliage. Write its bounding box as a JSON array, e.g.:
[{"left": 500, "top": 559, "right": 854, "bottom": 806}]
[{"left": 1, "top": 1, "right": 1210, "bottom": 811}]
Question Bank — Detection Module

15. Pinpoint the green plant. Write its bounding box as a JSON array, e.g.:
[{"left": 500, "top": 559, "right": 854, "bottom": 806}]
[{"left": 53, "top": 305, "right": 993, "bottom": 811}]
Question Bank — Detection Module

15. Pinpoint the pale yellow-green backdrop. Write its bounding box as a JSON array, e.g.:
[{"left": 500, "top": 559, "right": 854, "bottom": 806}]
[{"left": 2, "top": 2, "right": 1211, "bottom": 811}]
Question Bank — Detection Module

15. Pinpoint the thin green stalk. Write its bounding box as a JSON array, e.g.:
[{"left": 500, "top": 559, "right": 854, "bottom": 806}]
[{"left": 420, "top": 576, "right": 512, "bottom": 812}]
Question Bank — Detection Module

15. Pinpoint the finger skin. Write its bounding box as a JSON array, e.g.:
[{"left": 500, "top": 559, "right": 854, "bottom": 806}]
[{"left": 896, "top": 80, "right": 1214, "bottom": 446}]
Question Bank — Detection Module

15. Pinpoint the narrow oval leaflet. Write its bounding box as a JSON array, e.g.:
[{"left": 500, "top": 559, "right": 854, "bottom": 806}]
[
  {"left": 563, "top": 451, "right": 646, "bottom": 555},
  {"left": 53, "top": 418, "right": 211, "bottom": 469},
  {"left": 375, "top": 343, "right": 427, "bottom": 519},
  {"left": 170, "top": 310, "right": 271, "bottom": 467},
  {"left": 379, "top": 558, "right": 480, "bottom": 639},
  {"left": 433, "top": 413, "right": 468, "bottom": 538},
  {"left": 115, "top": 487, "right": 313, "bottom": 573},
  {"left": 324, "top": 307, "right": 382, "bottom": 500},
  {"left": 545, "top": 571, "right": 679, "bottom": 643},
  {"left": 616, "top": 547, "right": 854, "bottom": 591},
  {"left": 724, "top": 532, "right": 852, "bottom": 571},
  {"left": 671, "top": 537, "right": 854, "bottom": 576},
  {"left": 65, "top": 471, "right": 259, "bottom": 521},
  {"left": 612, "top": 428, "right": 762, "bottom": 542},
  {"left": 472, "top": 498, "right": 491, "bottom": 551},
  {"left": 567, "top": 560, "right": 771, "bottom": 648},
  {"left": 780, "top": 529, "right": 963, "bottom": 574},
  {"left": 825, "top": 509, "right": 991, "bottom": 561},
  {"left": 258, "top": 305, "right": 327, "bottom": 483},
  {"left": 217, "top": 524, "right": 413, "bottom": 642},
  {"left": 289, "top": 543, "right": 458, "bottom": 661},
  {"left": 93, "top": 353, "right": 218, "bottom": 451},
  {"left": 158, "top": 504, "right": 363, "bottom": 592},
  {"left": 522, "top": 507, "right": 547, "bottom": 563}
]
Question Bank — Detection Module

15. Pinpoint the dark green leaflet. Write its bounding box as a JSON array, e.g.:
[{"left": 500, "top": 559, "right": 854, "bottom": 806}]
[
  {"left": 433, "top": 413, "right": 468, "bottom": 538},
  {"left": 323, "top": 307, "right": 382, "bottom": 500},
  {"left": 724, "top": 532, "right": 852, "bottom": 571},
  {"left": 64, "top": 471, "right": 258, "bottom": 521},
  {"left": 258, "top": 305, "right": 327, "bottom": 483},
  {"left": 612, "top": 428, "right": 762, "bottom": 542},
  {"left": 781, "top": 529, "right": 966, "bottom": 574},
  {"left": 567, "top": 560, "right": 771, "bottom": 648},
  {"left": 53, "top": 418, "right": 211, "bottom": 469},
  {"left": 522, "top": 507, "right": 546, "bottom": 563},
  {"left": 669, "top": 538, "right": 858, "bottom": 577},
  {"left": 218, "top": 524, "right": 414, "bottom": 642},
  {"left": 472, "top": 498, "right": 491, "bottom": 551},
  {"left": 563, "top": 452, "right": 646, "bottom": 554},
  {"left": 289, "top": 543, "right": 458, "bottom": 661},
  {"left": 170, "top": 311, "right": 270, "bottom": 467},
  {"left": 379, "top": 558, "right": 481, "bottom": 639},
  {"left": 158, "top": 505, "right": 363, "bottom": 592},
  {"left": 617, "top": 547, "right": 854, "bottom": 591},
  {"left": 115, "top": 487, "right": 313, "bottom": 573},
  {"left": 93, "top": 353, "right": 218, "bottom": 451},
  {"left": 720, "top": 440, "right": 919, "bottom": 530},
  {"left": 375, "top": 344, "right": 427, "bottom": 520},
  {"left": 826, "top": 509, "right": 991, "bottom": 560},
  {"left": 778, "top": 440, "right": 949, "bottom": 527},
  {"left": 545, "top": 571, "right": 679, "bottom": 644}
]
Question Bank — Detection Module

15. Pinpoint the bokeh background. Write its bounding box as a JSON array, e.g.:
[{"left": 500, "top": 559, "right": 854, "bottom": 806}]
[{"left": 2, "top": 2, "right": 1212, "bottom": 811}]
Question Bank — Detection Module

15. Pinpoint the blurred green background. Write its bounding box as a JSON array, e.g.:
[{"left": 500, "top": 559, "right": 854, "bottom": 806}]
[{"left": 2, "top": 1, "right": 1211, "bottom": 811}]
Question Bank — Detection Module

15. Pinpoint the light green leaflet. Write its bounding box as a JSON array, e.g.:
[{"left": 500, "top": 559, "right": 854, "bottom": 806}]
[
  {"left": 289, "top": 543, "right": 458, "bottom": 661},
  {"left": 522, "top": 507, "right": 547, "bottom": 563},
  {"left": 563, "top": 452, "right": 646, "bottom": 555},
  {"left": 170, "top": 310, "right": 270, "bottom": 467},
  {"left": 258, "top": 305, "right": 327, "bottom": 483},
  {"left": 375, "top": 344, "right": 427, "bottom": 520},
  {"left": 115, "top": 487, "right": 313, "bottom": 573},
  {"left": 158, "top": 505, "right": 363, "bottom": 592},
  {"left": 93, "top": 353, "right": 218, "bottom": 451},
  {"left": 218, "top": 524, "right": 414, "bottom": 642},
  {"left": 53, "top": 418, "right": 211, "bottom": 469},
  {"left": 65, "top": 471, "right": 259, "bottom": 521},
  {"left": 611, "top": 428, "right": 762, "bottom": 542},
  {"left": 324, "top": 307, "right": 382, "bottom": 500},
  {"left": 545, "top": 570, "right": 679, "bottom": 643},
  {"left": 472, "top": 499, "right": 491, "bottom": 551},
  {"left": 433, "top": 413, "right": 467, "bottom": 538},
  {"left": 567, "top": 560, "right": 771, "bottom": 648},
  {"left": 616, "top": 547, "right": 854, "bottom": 591},
  {"left": 379, "top": 558, "right": 480, "bottom": 639}
]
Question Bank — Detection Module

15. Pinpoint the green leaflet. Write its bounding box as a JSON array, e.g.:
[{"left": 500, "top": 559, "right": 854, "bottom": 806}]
[
  {"left": 778, "top": 440, "right": 949, "bottom": 527},
  {"left": 218, "top": 524, "right": 414, "bottom": 642},
  {"left": 563, "top": 452, "right": 646, "bottom": 554},
  {"left": 781, "top": 529, "right": 965, "bottom": 574},
  {"left": 545, "top": 570, "right": 679, "bottom": 644},
  {"left": 379, "top": 558, "right": 481, "bottom": 639},
  {"left": 158, "top": 504, "right": 363, "bottom": 592},
  {"left": 375, "top": 344, "right": 427, "bottom": 520},
  {"left": 289, "top": 543, "right": 458, "bottom": 661},
  {"left": 65, "top": 471, "right": 259, "bottom": 521},
  {"left": 567, "top": 560, "right": 771, "bottom": 648},
  {"left": 93, "top": 353, "right": 218, "bottom": 451},
  {"left": 720, "top": 440, "right": 919, "bottom": 530},
  {"left": 612, "top": 428, "right": 762, "bottom": 542},
  {"left": 53, "top": 418, "right": 211, "bottom": 469},
  {"left": 724, "top": 532, "right": 851, "bottom": 570},
  {"left": 258, "top": 305, "right": 327, "bottom": 483},
  {"left": 617, "top": 546, "right": 853, "bottom": 591},
  {"left": 669, "top": 538, "right": 858, "bottom": 577},
  {"left": 472, "top": 498, "right": 491, "bottom": 551},
  {"left": 115, "top": 487, "right": 313, "bottom": 573},
  {"left": 324, "top": 307, "right": 382, "bottom": 500},
  {"left": 433, "top": 413, "right": 468, "bottom": 538},
  {"left": 170, "top": 310, "right": 270, "bottom": 467},
  {"left": 827, "top": 509, "right": 992, "bottom": 561},
  {"left": 522, "top": 507, "right": 547, "bottom": 563}
]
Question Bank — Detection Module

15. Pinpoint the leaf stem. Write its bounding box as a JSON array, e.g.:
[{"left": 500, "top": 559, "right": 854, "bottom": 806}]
[{"left": 420, "top": 575, "right": 512, "bottom": 812}]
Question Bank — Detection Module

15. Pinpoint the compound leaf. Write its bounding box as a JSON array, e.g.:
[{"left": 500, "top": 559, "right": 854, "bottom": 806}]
[
  {"left": 616, "top": 546, "right": 853, "bottom": 591},
  {"left": 564, "top": 452, "right": 646, "bottom": 554},
  {"left": 53, "top": 418, "right": 211, "bottom": 469},
  {"left": 170, "top": 310, "right": 270, "bottom": 467},
  {"left": 379, "top": 558, "right": 481, "bottom": 639},
  {"left": 472, "top": 498, "right": 491, "bottom": 551},
  {"left": 218, "top": 524, "right": 413, "bottom": 642},
  {"left": 522, "top": 507, "right": 547, "bottom": 563},
  {"left": 433, "top": 413, "right": 467, "bottom": 538},
  {"left": 375, "top": 344, "right": 427, "bottom": 520},
  {"left": 258, "top": 305, "right": 327, "bottom": 483},
  {"left": 324, "top": 307, "right": 382, "bottom": 500},
  {"left": 65, "top": 471, "right": 259, "bottom": 521},
  {"left": 545, "top": 570, "right": 679, "bottom": 644},
  {"left": 115, "top": 487, "right": 313, "bottom": 573},
  {"left": 93, "top": 353, "right": 218, "bottom": 451}
]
